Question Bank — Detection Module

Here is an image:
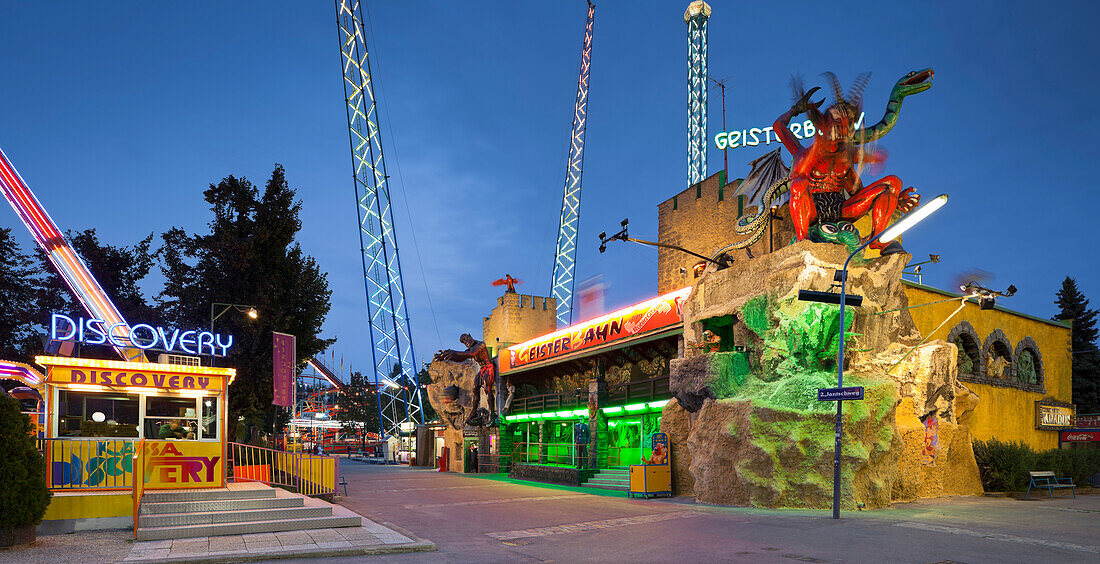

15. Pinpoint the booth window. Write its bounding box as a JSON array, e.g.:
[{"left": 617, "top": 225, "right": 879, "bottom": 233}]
[
  {"left": 201, "top": 397, "right": 219, "bottom": 440},
  {"left": 145, "top": 396, "right": 200, "bottom": 440},
  {"left": 57, "top": 390, "right": 140, "bottom": 438}
]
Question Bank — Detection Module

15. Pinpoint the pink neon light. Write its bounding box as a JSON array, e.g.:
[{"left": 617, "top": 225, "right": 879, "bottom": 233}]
[{"left": 0, "top": 146, "right": 137, "bottom": 360}]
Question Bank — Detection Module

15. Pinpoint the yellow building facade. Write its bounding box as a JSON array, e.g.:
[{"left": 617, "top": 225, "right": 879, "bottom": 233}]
[{"left": 903, "top": 281, "right": 1073, "bottom": 450}]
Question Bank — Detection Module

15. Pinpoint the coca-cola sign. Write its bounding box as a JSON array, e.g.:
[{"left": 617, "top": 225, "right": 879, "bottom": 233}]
[{"left": 1061, "top": 431, "right": 1100, "bottom": 442}]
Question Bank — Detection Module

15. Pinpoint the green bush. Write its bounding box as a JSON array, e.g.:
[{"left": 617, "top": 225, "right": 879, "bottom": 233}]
[
  {"left": 973, "top": 438, "right": 1100, "bottom": 492},
  {"left": 0, "top": 394, "right": 52, "bottom": 529}
]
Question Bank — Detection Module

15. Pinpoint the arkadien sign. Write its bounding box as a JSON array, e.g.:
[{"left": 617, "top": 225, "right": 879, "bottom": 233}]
[{"left": 505, "top": 287, "right": 690, "bottom": 371}]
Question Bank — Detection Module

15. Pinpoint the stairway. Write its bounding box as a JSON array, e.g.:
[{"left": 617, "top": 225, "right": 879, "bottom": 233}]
[
  {"left": 582, "top": 467, "right": 630, "bottom": 492},
  {"left": 135, "top": 482, "right": 361, "bottom": 541}
]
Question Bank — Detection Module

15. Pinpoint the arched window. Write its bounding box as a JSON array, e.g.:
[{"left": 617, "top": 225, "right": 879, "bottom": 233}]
[
  {"left": 947, "top": 322, "right": 983, "bottom": 379},
  {"left": 983, "top": 329, "right": 1014, "bottom": 380},
  {"left": 1014, "top": 337, "right": 1043, "bottom": 388}
]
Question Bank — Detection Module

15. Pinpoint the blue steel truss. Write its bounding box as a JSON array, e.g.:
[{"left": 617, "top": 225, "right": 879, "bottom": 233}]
[
  {"left": 685, "top": 1, "right": 711, "bottom": 186},
  {"left": 336, "top": 0, "right": 424, "bottom": 437},
  {"left": 551, "top": 1, "right": 595, "bottom": 328}
]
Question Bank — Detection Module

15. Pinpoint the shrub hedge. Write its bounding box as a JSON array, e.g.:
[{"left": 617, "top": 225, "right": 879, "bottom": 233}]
[
  {"left": 0, "top": 394, "right": 51, "bottom": 529},
  {"left": 973, "top": 438, "right": 1100, "bottom": 492}
]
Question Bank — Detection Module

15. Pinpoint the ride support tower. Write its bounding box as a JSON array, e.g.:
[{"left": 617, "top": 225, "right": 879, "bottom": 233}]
[
  {"left": 685, "top": 1, "right": 711, "bottom": 186},
  {"left": 335, "top": 0, "right": 424, "bottom": 436},
  {"left": 551, "top": 1, "right": 595, "bottom": 328}
]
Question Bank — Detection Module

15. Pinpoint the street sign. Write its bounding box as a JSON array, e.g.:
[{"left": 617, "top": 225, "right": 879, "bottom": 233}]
[{"left": 817, "top": 386, "right": 864, "bottom": 401}]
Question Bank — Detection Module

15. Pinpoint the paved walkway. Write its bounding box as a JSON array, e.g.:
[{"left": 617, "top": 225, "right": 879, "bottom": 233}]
[
  {"left": 280, "top": 463, "right": 1100, "bottom": 564},
  {"left": 0, "top": 496, "right": 432, "bottom": 563},
  {"left": 123, "top": 521, "right": 431, "bottom": 562}
]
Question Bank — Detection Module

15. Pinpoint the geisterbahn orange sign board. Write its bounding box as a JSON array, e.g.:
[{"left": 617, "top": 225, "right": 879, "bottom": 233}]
[{"left": 505, "top": 287, "right": 690, "bottom": 371}]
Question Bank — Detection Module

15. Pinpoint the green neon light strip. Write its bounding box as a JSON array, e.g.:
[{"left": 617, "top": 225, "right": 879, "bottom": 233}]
[{"left": 504, "top": 400, "right": 669, "bottom": 422}]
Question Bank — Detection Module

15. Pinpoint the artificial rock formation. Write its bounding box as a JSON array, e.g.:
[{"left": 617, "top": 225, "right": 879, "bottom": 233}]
[
  {"left": 426, "top": 359, "right": 481, "bottom": 430},
  {"left": 664, "top": 239, "right": 982, "bottom": 508}
]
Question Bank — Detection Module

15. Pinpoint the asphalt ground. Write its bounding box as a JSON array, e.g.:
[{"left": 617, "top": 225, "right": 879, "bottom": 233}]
[{"left": 284, "top": 462, "right": 1100, "bottom": 564}]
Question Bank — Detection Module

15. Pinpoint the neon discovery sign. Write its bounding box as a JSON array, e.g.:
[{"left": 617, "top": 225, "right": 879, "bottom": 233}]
[{"left": 50, "top": 313, "right": 233, "bottom": 356}]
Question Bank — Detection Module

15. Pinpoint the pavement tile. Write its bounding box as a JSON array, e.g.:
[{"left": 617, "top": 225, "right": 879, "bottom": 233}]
[
  {"left": 208, "top": 538, "right": 247, "bottom": 551},
  {"left": 132, "top": 540, "right": 173, "bottom": 549},
  {"left": 247, "top": 545, "right": 287, "bottom": 553},
  {"left": 242, "top": 540, "right": 281, "bottom": 549},
  {"left": 276, "top": 531, "right": 315, "bottom": 545},
  {"left": 306, "top": 529, "right": 345, "bottom": 542},
  {"left": 171, "top": 538, "right": 209, "bottom": 549},
  {"left": 361, "top": 521, "right": 395, "bottom": 534},
  {"left": 316, "top": 540, "right": 353, "bottom": 548},
  {"left": 336, "top": 527, "right": 377, "bottom": 539},
  {"left": 125, "top": 548, "right": 170, "bottom": 561},
  {"left": 277, "top": 543, "right": 319, "bottom": 551},
  {"left": 349, "top": 536, "right": 383, "bottom": 546},
  {"left": 206, "top": 550, "right": 249, "bottom": 557},
  {"left": 376, "top": 534, "right": 412, "bottom": 544},
  {"left": 241, "top": 532, "right": 277, "bottom": 542}
]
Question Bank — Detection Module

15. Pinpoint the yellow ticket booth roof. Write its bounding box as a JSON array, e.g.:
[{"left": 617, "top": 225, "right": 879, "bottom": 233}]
[{"left": 35, "top": 356, "right": 236, "bottom": 390}]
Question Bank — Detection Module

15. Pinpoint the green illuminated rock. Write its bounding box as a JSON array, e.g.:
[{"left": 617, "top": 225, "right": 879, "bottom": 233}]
[{"left": 665, "top": 240, "right": 981, "bottom": 508}]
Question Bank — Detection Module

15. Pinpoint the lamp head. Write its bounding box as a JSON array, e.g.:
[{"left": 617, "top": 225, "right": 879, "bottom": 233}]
[{"left": 247, "top": 308, "right": 258, "bottom": 319}]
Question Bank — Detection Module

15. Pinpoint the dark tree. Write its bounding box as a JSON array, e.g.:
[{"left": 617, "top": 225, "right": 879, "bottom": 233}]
[
  {"left": 159, "top": 166, "right": 334, "bottom": 441},
  {"left": 1055, "top": 277, "right": 1100, "bottom": 413},
  {"left": 339, "top": 371, "right": 380, "bottom": 452},
  {"left": 0, "top": 229, "right": 40, "bottom": 363}
]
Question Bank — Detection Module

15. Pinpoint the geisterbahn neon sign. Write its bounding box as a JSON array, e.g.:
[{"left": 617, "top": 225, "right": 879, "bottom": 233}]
[
  {"left": 50, "top": 313, "right": 233, "bottom": 356},
  {"left": 714, "top": 112, "right": 866, "bottom": 150}
]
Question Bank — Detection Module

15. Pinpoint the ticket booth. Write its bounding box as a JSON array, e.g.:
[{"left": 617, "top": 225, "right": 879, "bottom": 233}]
[
  {"left": 629, "top": 432, "right": 671, "bottom": 498},
  {"left": 36, "top": 355, "right": 233, "bottom": 491}
]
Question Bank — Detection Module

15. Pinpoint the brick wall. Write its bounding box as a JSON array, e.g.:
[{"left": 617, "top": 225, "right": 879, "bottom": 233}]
[
  {"left": 483, "top": 292, "right": 558, "bottom": 355},
  {"left": 657, "top": 170, "right": 796, "bottom": 294}
]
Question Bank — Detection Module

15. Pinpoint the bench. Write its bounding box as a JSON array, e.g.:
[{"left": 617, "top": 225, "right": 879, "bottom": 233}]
[{"left": 1025, "top": 471, "right": 1075, "bottom": 500}]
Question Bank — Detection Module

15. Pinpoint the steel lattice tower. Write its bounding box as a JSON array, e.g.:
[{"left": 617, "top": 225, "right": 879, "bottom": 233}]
[
  {"left": 336, "top": 0, "right": 423, "bottom": 437},
  {"left": 685, "top": 1, "right": 711, "bottom": 186},
  {"left": 551, "top": 1, "right": 595, "bottom": 328}
]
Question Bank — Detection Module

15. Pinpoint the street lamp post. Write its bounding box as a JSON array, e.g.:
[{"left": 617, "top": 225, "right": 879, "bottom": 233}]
[
  {"left": 831, "top": 194, "right": 948, "bottom": 519},
  {"left": 208, "top": 303, "right": 258, "bottom": 366}
]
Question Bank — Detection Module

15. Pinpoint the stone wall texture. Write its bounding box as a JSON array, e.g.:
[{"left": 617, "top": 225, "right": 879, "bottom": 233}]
[{"left": 482, "top": 292, "right": 557, "bottom": 355}]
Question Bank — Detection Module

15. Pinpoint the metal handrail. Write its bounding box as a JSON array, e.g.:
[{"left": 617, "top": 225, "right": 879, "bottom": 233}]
[
  {"left": 228, "top": 442, "right": 338, "bottom": 497},
  {"left": 510, "top": 376, "right": 670, "bottom": 414},
  {"left": 132, "top": 438, "right": 146, "bottom": 539}
]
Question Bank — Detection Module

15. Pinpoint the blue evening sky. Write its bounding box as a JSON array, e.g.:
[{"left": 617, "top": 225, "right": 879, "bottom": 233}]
[{"left": 1, "top": 1, "right": 1097, "bottom": 377}]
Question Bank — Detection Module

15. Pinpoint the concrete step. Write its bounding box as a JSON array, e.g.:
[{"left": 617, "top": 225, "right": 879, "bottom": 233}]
[
  {"left": 585, "top": 479, "right": 629, "bottom": 487},
  {"left": 136, "top": 514, "right": 362, "bottom": 541},
  {"left": 135, "top": 489, "right": 363, "bottom": 541},
  {"left": 139, "top": 504, "right": 331, "bottom": 528},
  {"left": 582, "top": 482, "right": 630, "bottom": 492},
  {"left": 141, "top": 494, "right": 304, "bottom": 515},
  {"left": 595, "top": 470, "right": 629, "bottom": 477},
  {"left": 143, "top": 487, "right": 277, "bottom": 503}
]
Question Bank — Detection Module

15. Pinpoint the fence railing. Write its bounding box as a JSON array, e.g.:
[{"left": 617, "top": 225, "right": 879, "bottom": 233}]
[
  {"left": 131, "top": 438, "right": 146, "bottom": 539},
  {"left": 228, "top": 442, "right": 338, "bottom": 497},
  {"left": 509, "top": 376, "right": 670, "bottom": 415},
  {"left": 41, "top": 438, "right": 138, "bottom": 490},
  {"left": 507, "top": 441, "right": 586, "bottom": 468}
]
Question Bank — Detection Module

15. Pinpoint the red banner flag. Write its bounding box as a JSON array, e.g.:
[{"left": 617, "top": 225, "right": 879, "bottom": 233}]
[{"left": 272, "top": 332, "right": 295, "bottom": 407}]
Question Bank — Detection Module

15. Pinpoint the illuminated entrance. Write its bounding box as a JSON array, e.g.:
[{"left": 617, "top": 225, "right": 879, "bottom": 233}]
[{"left": 495, "top": 288, "right": 686, "bottom": 486}]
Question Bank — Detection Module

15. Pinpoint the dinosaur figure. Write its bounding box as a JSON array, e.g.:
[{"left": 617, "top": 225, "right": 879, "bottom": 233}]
[{"left": 712, "top": 69, "right": 933, "bottom": 260}]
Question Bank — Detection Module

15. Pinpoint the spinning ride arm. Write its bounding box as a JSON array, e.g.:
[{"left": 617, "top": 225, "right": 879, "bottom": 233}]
[{"left": 0, "top": 147, "right": 145, "bottom": 362}]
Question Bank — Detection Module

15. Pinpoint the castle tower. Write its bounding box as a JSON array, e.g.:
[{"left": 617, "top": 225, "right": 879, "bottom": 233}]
[{"left": 483, "top": 293, "right": 558, "bottom": 357}]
